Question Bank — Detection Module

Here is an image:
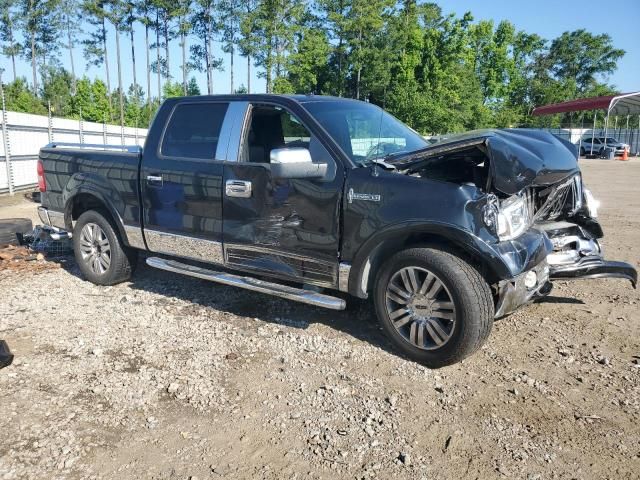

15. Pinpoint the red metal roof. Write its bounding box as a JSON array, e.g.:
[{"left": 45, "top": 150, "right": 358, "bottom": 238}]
[{"left": 532, "top": 92, "right": 640, "bottom": 116}]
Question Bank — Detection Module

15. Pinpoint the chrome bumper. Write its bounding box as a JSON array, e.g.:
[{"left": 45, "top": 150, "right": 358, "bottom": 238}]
[
  {"left": 37, "top": 207, "right": 68, "bottom": 230},
  {"left": 495, "top": 260, "right": 552, "bottom": 318},
  {"left": 543, "top": 221, "right": 637, "bottom": 288}
]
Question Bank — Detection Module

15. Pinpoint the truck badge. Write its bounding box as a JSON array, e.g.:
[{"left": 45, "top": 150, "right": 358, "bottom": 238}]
[{"left": 347, "top": 188, "right": 381, "bottom": 204}]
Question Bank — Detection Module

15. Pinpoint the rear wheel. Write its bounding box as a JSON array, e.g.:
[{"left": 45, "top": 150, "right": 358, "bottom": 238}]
[
  {"left": 73, "top": 210, "right": 137, "bottom": 285},
  {"left": 374, "top": 247, "right": 494, "bottom": 368}
]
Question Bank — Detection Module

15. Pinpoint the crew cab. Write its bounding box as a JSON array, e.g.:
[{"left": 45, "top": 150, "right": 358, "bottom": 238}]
[{"left": 36, "top": 95, "right": 637, "bottom": 367}]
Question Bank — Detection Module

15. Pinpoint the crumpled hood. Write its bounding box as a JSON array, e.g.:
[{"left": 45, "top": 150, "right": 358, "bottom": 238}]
[{"left": 391, "top": 129, "right": 580, "bottom": 195}]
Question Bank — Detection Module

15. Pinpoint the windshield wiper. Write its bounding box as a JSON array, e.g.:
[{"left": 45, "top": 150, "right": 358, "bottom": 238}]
[{"left": 369, "top": 157, "right": 397, "bottom": 171}]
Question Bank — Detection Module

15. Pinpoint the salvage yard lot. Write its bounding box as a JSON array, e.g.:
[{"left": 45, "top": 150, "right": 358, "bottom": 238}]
[{"left": 1, "top": 159, "right": 639, "bottom": 480}]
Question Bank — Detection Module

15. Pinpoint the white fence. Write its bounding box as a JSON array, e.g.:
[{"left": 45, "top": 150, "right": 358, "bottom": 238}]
[
  {"left": 539, "top": 128, "right": 640, "bottom": 154},
  {"left": 1, "top": 110, "right": 147, "bottom": 194}
]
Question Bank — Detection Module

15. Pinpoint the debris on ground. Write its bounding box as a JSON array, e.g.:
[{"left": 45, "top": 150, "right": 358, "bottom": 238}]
[
  {"left": 0, "top": 244, "right": 60, "bottom": 273},
  {"left": 23, "top": 225, "right": 73, "bottom": 256},
  {"left": 0, "top": 161, "right": 638, "bottom": 479}
]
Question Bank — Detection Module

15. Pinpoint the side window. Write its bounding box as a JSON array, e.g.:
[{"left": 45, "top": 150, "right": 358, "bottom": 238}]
[
  {"left": 161, "top": 103, "right": 229, "bottom": 159},
  {"left": 244, "top": 105, "right": 330, "bottom": 166}
]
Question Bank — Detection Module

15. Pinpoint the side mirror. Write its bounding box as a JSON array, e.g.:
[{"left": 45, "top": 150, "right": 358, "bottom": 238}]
[{"left": 270, "top": 148, "right": 328, "bottom": 179}]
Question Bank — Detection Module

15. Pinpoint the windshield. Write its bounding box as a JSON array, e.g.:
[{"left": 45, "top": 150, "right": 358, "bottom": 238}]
[
  {"left": 601, "top": 137, "right": 619, "bottom": 143},
  {"left": 303, "top": 100, "right": 428, "bottom": 165}
]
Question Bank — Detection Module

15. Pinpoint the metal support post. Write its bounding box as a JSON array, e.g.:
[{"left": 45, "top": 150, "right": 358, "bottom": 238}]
[
  {"left": 1, "top": 74, "right": 14, "bottom": 195},
  {"left": 47, "top": 101, "right": 53, "bottom": 143},
  {"left": 103, "top": 113, "right": 108, "bottom": 144},
  {"left": 79, "top": 107, "right": 84, "bottom": 144}
]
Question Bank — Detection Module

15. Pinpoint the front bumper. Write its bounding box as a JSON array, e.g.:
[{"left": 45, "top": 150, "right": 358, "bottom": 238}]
[
  {"left": 495, "top": 260, "right": 552, "bottom": 318},
  {"left": 542, "top": 221, "right": 637, "bottom": 288},
  {"left": 550, "top": 257, "right": 637, "bottom": 288}
]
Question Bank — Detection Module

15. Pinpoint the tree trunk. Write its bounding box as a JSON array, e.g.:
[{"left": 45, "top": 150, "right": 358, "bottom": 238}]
[
  {"left": 230, "top": 45, "right": 234, "bottom": 93},
  {"left": 30, "top": 31, "right": 38, "bottom": 91},
  {"left": 102, "top": 18, "right": 113, "bottom": 118},
  {"left": 156, "top": 10, "right": 162, "bottom": 98},
  {"left": 206, "top": 11, "right": 213, "bottom": 94},
  {"left": 203, "top": 32, "right": 211, "bottom": 94},
  {"left": 181, "top": 31, "right": 187, "bottom": 95},
  {"left": 115, "top": 26, "right": 125, "bottom": 129},
  {"left": 67, "top": 16, "right": 76, "bottom": 94},
  {"left": 247, "top": 55, "right": 251, "bottom": 94},
  {"left": 163, "top": 15, "right": 170, "bottom": 79},
  {"left": 130, "top": 27, "right": 137, "bottom": 89},
  {"left": 265, "top": 35, "right": 272, "bottom": 93},
  {"left": 145, "top": 24, "right": 151, "bottom": 104},
  {"left": 337, "top": 37, "right": 343, "bottom": 97},
  {"left": 7, "top": 21, "right": 17, "bottom": 81}
]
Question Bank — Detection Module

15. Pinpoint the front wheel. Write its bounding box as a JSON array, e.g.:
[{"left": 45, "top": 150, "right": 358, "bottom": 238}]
[
  {"left": 73, "top": 210, "right": 137, "bottom": 285},
  {"left": 374, "top": 247, "right": 494, "bottom": 368}
]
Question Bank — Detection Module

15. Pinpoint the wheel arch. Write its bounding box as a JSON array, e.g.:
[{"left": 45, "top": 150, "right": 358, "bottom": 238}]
[
  {"left": 347, "top": 222, "right": 510, "bottom": 298},
  {"left": 64, "top": 189, "right": 129, "bottom": 246}
]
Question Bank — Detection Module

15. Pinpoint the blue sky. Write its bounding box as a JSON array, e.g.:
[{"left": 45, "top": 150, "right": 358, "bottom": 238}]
[{"left": 2, "top": 0, "right": 638, "bottom": 98}]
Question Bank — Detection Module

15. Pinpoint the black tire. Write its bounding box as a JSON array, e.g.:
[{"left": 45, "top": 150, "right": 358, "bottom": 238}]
[
  {"left": 0, "top": 218, "right": 33, "bottom": 246},
  {"left": 579, "top": 147, "right": 585, "bottom": 157},
  {"left": 374, "top": 247, "right": 494, "bottom": 368},
  {"left": 73, "top": 210, "right": 137, "bottom": 285}
]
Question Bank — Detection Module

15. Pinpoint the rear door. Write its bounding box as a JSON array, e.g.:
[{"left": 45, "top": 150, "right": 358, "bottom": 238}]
[
  {"left": 222, "top": 102, "right": 345, "bottom": 287},
  {"left": 140, "top": 99, "right": 246, "bottom": 263}
]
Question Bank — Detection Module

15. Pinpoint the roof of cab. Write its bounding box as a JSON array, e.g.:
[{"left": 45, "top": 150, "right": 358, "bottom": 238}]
[{"left": 164, "top": 93, "right": 365, "bottom": 105}]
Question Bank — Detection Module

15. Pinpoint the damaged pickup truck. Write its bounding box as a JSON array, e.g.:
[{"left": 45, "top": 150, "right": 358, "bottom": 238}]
[{"left": 36, "top": 95, "right": 637, "bottom": 367}]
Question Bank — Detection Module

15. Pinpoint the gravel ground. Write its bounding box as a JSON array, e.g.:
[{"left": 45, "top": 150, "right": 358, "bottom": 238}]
[{"left": 1, "top": 160, "right": 639, "bottom": 480}]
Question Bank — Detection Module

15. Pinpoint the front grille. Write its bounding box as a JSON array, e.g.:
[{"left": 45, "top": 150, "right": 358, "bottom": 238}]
[{"left": 532, "top": 174, "right": 582, "bottom": 222}]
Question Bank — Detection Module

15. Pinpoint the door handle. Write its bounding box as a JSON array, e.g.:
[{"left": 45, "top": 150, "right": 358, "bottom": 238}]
[
  {"left": 225, "top": 180, "right": 252, "bottom": 198},
  {"left": 146, "top": 175, "right": 163, "bottom": 187}
]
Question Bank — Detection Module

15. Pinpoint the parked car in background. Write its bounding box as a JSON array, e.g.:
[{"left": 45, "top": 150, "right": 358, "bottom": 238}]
[
  {"left": 35, "top": 95, "right": 637, "bottom": 368},
  {"left": 578, "top": 136, "right": 629, "bottom": 157}
]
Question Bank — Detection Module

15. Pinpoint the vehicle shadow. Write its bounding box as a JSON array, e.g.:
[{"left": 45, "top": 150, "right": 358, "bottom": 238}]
[
  {"left": 52, "top": 253, "right": 401, "bottom": 360},
  {"left": 536, "top": 296, "right": 585, "bottom": 305},
  {"left": 49, "top": 253, "right": 593, "bottom": 363}
]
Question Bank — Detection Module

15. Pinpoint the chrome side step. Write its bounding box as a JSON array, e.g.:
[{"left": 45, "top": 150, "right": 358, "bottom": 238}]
[{"left": 146, "top": 257, "right": 346, "bottom": 310}]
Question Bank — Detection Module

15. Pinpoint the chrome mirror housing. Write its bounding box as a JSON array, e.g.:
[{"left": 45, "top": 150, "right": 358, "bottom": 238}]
[{"left": 270, "top": 148, "right": 327, "bottom": 179}]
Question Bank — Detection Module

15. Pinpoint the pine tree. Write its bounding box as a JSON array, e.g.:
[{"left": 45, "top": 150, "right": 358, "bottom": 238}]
[
  {"left": 82, "top": 0, "right": 113, "bottom": 118},
  {"left": 0, "top": 0, "right": 22, "bottom": 81}
]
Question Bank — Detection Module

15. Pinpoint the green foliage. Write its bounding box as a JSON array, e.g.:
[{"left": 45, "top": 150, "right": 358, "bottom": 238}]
[
  {"left": 2, "top": 77, "right": 47, "bottom": 114},
  {"left": 162, "top": 80, "right": 183, "bottom": 98},
  {"left": 0, "top": 0, "right": 628, "bottom": 135}
]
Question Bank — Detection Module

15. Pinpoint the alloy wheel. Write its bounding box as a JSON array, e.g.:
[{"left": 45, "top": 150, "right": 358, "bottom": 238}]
[
  {"left": 79, "top": 222, "right": 111, "bottom": 275},
  {"left": 385, "top": 266, "right": 457, "bottom": 350}
]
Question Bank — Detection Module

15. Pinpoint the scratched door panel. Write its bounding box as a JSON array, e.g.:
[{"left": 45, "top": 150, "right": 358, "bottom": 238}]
[{"left": 222, "top": 160, "right": 343, "bottom": 286}]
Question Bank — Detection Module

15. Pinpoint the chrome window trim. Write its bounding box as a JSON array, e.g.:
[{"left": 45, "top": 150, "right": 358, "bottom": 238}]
[
  {"left": 220, "top": 101, "right": 249, "bottom": 162},
  {"left": 145, "top": 229, "right": 224, "bottom": 265},
  {"left": 123, "top": 224, "right": 146, "bottom": 249}
]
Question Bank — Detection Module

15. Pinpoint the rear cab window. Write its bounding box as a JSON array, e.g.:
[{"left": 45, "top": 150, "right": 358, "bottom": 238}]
[{"left": 161, "top": 103, "right": 229, "bottom": 160}]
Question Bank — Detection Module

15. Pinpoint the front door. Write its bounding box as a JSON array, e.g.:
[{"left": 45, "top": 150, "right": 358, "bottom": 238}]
[
  {"left": 140, "top": 100, "right": 232, "bottom": 263},
  {"left": 222, "top": 103, "right": 344, "bottom": 287}
]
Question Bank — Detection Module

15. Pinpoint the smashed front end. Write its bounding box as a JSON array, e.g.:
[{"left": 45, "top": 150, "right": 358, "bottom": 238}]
[{"left": 390, "top": 129, "right": 637, "bottom": 317}]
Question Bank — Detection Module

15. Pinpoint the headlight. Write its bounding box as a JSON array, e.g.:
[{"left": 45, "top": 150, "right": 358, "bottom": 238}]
[
  {"left": 583, "top": 188, "right": 599, "bottom": 218},
  {"left": 496, "top": 195, "right": 530, "bottom": 240}
]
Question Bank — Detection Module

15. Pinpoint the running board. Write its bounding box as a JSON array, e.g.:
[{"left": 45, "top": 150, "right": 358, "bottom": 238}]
[{"left": 146, "top": 257, "right": 346, "bottom": 310}]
